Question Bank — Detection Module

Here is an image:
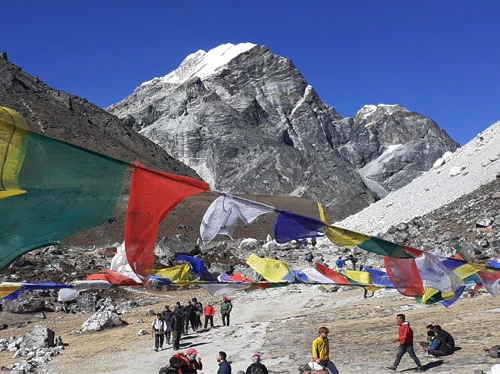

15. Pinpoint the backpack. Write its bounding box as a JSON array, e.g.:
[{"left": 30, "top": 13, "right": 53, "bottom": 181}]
[
  {"left": 249, "top": 363, "right": 266, "bottom": 374},
  {"left": 158, "top": 366, "right": 180, "bottom": 374},
  {"left": 163, "top": 354, "right": 189, "bottom": 374},
  {"left": 305, "top": 253, "right": 313, "bottom": 261},
  {"left": 195, "top": 302, "right": 203, "bottom": 314}
]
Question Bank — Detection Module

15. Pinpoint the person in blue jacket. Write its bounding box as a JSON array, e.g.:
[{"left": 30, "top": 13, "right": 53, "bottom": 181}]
[
  {"left": 217, "top": 351, "right": 232, "bottom": 374},
  {"left": 335, "top": 256, "right": 344, "bottom": 271}
]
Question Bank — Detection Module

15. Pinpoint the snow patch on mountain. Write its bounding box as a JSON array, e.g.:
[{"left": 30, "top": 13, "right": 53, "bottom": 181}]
[
  {"left": 340, "top": 120, "right": 500, "bottom": 235},
  {"left": 358, "top": 144, "right": 402, "bottom": 197},
  {"left": 141, "top": 43, "right": 256, "bottom": 87}
]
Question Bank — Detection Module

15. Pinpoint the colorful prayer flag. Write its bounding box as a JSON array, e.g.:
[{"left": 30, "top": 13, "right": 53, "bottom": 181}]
[
  {"left": 246, "top": 253, "right": 290, "bottom": 282},
  {"left": 273, "top": 210, "right": 324, "bottom": 243},
  {"left": 0, "top": 107, "right": 129, "bottom": 270},
  {"left": 200, "top": 194, "right": 275, "bottom": 244},
  {"left": 125, "top": 166, "right": 209, "bottom": 276}
]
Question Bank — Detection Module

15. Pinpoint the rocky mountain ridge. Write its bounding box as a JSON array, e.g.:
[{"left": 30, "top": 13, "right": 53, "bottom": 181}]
[{"left": 108, "top": 43, "right": 459, "bottom": 220}]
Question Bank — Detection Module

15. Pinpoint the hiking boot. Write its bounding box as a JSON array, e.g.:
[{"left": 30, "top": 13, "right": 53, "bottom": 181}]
[
  {"left": 387, "top": 367, "right": 396, "bottom": 372},
  {"left": 154, "top": 348, "right": 158, "bottom": 352}
]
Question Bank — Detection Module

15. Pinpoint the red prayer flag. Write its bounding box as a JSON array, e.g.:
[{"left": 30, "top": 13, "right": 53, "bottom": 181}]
[
  {"left": 315, "top": 262, "right": 352, "bottom": 285},
  {"left": 384, "top": 256, "right": 424, "bottom": 297},
  {"left": 125, "top": 165, "right": 210, "bottom": 276},
  {"left": 87, "top": 270, "right": 143, "bottom": 286}
]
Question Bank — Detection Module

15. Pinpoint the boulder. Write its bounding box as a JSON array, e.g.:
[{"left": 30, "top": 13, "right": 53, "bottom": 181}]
[
  {"left": 75, "top": 292, "right": 99, "bottom": 313},
  {"left": 3, "top": 293, "right": 46, "bottom": 314},
  {"left": 19, "top": 326, "right": 55, "bottom": 349},
  {"left": 81, "top": 306, "right": 124, "bottom": 332}
]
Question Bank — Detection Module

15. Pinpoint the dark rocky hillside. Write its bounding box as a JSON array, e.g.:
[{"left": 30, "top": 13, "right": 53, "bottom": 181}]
[{"left": 0, "top": 54, "right": 195, "bottom": 176}]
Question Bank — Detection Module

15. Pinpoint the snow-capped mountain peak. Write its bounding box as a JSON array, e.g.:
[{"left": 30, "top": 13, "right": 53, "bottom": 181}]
[{"left": 355, "top": 104, "right": 409, "bottom": 120}]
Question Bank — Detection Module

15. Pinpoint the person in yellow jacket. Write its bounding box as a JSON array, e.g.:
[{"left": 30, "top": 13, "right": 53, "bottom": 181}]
[{"left": 311, "top": 326, "right": 339, "bottom": 374}]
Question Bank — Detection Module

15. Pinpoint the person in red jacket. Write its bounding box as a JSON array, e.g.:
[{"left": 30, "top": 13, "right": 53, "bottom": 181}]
[
  {"left": 203, "top": 302, "right": 215, "bottom": 329},
  {"left": 387, "top": 314, "right": 423, "bottom": 372}
]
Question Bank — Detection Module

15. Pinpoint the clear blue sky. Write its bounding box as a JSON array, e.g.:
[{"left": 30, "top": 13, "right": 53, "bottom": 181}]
[{"left": 3, "top": 1, "right": 499, "bottom": 145}]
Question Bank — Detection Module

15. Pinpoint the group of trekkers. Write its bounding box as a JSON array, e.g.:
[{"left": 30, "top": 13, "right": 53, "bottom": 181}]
[
  {"left": 151, "top": 296, "right": 233, "bottom": 351},
  {"left": 156, "top": 313, "right": 457, "bottom": 373},
  {"left": 154, "top": 300, "right": 456, "bottom": 373}
]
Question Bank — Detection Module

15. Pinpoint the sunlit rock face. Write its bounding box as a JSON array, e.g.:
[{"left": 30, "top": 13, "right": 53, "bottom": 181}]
[{"left": 108, "top": 43, "right": 458, "bottom": 218}]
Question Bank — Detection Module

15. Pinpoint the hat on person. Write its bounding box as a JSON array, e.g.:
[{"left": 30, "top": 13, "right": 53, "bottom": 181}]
[
  {"left": 176, "top": 301, "right": 181, "bottom": 306},
  {"left": 251, "top": 353, "right": 261, "bottom": 363},
  {"left": 186, "top": 348, "right": 199, "bottom": 355},
  {"left": 223, "top": 297, "right": 228, "bottom": 301}
]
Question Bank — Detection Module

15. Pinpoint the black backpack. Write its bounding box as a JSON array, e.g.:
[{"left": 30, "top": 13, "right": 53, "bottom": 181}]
[
  {"left": 249, "top": 363, "right": 266, "bottom": 374},
  {"left": 196, "top": 302, "right": 203, "bottom": 313},
  {"left": 158, "top": 367, "right": 180, "bottom": 374}
]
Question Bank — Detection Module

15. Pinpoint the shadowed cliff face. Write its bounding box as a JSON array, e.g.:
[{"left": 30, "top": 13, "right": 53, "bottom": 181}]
[{"left": 108, "top": 44, "right": 459, "bottom": 219}]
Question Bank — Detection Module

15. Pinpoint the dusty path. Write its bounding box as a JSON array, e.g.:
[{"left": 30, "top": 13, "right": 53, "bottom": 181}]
[{"left": 33, "top": 285, "right": 500, "bottom": 374}]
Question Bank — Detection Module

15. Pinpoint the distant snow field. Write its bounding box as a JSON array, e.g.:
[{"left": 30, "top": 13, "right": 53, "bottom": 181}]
[{"left": 338, "top": 120, "right": 500, "bottom": 235}]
